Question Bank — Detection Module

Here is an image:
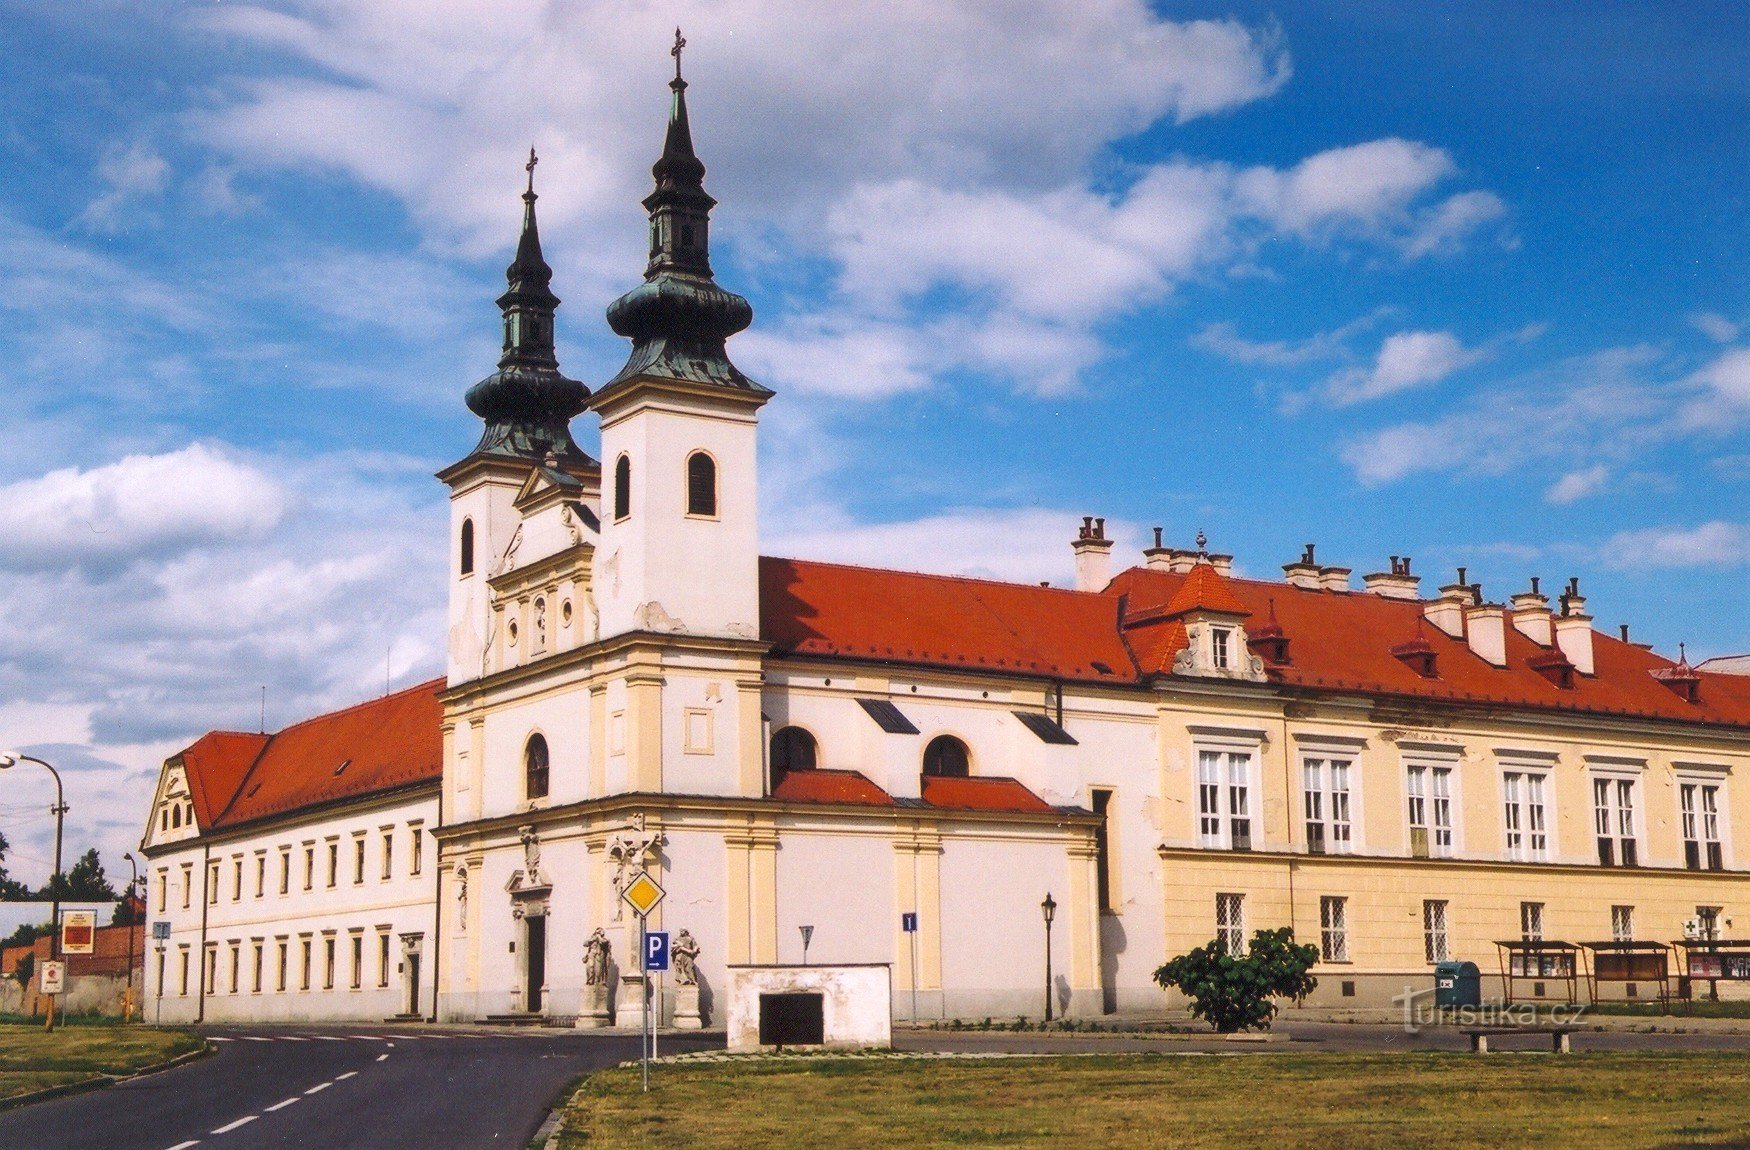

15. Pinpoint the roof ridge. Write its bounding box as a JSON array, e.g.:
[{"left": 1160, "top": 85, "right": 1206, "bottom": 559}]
[
  {"left": 264, "top": 677, "right": 445, "bottom": 739},
  {"left": 763, "top": 554, "right": 1110, "bottom": 598}
]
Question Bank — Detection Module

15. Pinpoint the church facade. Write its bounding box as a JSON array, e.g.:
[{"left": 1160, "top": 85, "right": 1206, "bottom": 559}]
[{"left": 142, "top": 53, "right": 1750, "bottom": 1026}]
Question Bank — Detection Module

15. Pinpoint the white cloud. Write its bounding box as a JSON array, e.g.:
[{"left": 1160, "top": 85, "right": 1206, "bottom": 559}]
[
  {"left": 1680, "top": 347, "right": 1750, "bottom": 431},
  {"left": 1402, "top": 190, "right": 1509, "bottom": 259},
  {"left": 0, "top": 444, "right": 287, "bottom": 571},
  {"left": 1236, "top": 138, "right": 1453, "bottom": 236},
  {"left": 73, "top": 140, "right": 171, "bottom": 233},
  {"left": 1604, "top": 522, "right": 1750, "bottom": 568},
  {"left": 1545, "top": 464, "right": 1609, "bottom": 505},
  {"left": 1326, "top": 330, "right": 1484, "bottom": 405},
  {"left": 1692, "top": 312, "right": 1741, "bottom": 344}
]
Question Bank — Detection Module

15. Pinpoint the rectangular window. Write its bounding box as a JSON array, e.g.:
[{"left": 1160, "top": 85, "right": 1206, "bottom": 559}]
[
  {"left": 179, "top": 948, "right": 190, "bottom": 997},
  {"left": 255, "top": 855, "right": 266, "bottom": 898},
  {"left": 277, "top": 941, "right": 288, "bottom": 992},
  {"left": 382, "top": 832, "right": 394, "bottom": 880},
  {"left": 252, "top": 943, "right": 263, "bottom": 993},
  {"left": 279, "top": 849, "right": 291, "bottom": 895},
  {"left": 327, "top": 842, "right": 339, "bottom": 888},
  {"left": 208, "top": 861, "right": 220, "bottom": 905},
  {"left": 1198, "top": 750, "right": 1253, "bottom": 850},
  {"left": 1594, "top": 777, "right": 1639, "bottom": 866},
  {"left": 1612, "top": 905, "right": 1634, "bottom": 942},
  {"left": 228, "top": 943, "right": 240, "bottom": 994},
  {"left": 324, "top": 938, "right": 336, "bottom": 990},
  {"left": 1211, "top": 628, "right": 1231, "bottom": 670},
  {"left": 1407, "top": 765, "right": 1455, "bottom": 858},
  {"left": 1320, "top": 896, "right": 1349, "bottom": 962},
  {"left": 301, "top": 938, "right": 313, "bottom": 991},
  {"left": 1681, "top": 782, "right": 1725, "bottom": 871},
  {"left": 304, "top": 846, "right": 315, "bottom": 891},
  {"left": 157, "top": 869, "right": 168, "bottom": 913},
  {"left": 182, "top": 865, "right": 192, "bottom": 909},
  {"left": 1216, "top": 892, "right": 1246, "bottom": 957},
  {"left": 350, "top": 935, "right": 363, "bottom": 989},
  {"left": 1423, "top": 900, "right": 1450, "bottom": 963},
  {"left": 1520, "top": 901, "right": 1544, "bottom": 941},
  {"left": 1302, "top": 758, "right": 1353, "bottom": 854},
  {"left": 1502, "top": 772, "right": 1549, "bottom": 862},
  {"left": 379, "top": 932, "right": 391, "bottom": 987},
  {"left": 1092, "top": 789, "right": 1114, "bottom": 911},
  {"left": 1698, "top": 906, "right": 1723, "bottom": 942},
  {"left": 410, "top": 827, "right": 424, "bottom": 875},
  {"left": 354, "top": 837, "right": 366, "bottom": 885},
  {"left": 232, "top": 857, "right": 243, "bottom": 901}
]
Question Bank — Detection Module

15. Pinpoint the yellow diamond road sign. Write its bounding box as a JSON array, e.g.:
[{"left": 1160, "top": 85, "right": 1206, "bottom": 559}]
[{"left": 622, "top": 871, "right": 666, "bottom": 917}]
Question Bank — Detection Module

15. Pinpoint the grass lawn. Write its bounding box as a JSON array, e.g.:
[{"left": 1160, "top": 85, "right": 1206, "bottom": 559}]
[
  {"left": 562, "top": 1053, "right": 1750, "bottom": 1149},
  {"left": 0, "top": 1025, "right": 205, "bottom": 1102}
]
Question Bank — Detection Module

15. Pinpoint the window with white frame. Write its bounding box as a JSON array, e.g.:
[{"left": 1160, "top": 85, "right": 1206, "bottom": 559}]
[
  {"left": 1407, "top": 764, "right": 1455, "bottom": 858},
  {"left": 1680, "top": 780, "right": 1725, "bottom": 871},
  {"left": 1303, "top": 757, "right": 1353, "bottom": 854},
  {"left": 1612, "top": 905, "right": 1634, "bottom": 942},
  {"left": 1520, "top": 901, "right": 1544, "bottom": 941},
  {"left": 1211, "top": 628, "right": 1232, "bottom": 670},
  {"left": 1216, "top": 893, "right": 1246, "bottom": 956},
  {"left": 1198, "top": 749, "right": 1254, "bottom": 850},
  {"left": 1320, "top": 896, "right": 1349, "bottom": 962},
  {"left": 1502, "top": 771, "right": 1549, "bottom": 862},
  {"left": 1423, "top": 899, "right": 1450, "bottom": 963},
  {"left": 1593, "top": 775, "right": 1639, "bottom": 866}
]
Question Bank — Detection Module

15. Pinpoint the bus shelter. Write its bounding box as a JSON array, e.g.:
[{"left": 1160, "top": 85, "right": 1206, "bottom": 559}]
[
  {"left": 1579, "top": 941, "right": 1672, "bottom": 1008},
  {"left": 1494, "top": 940, "right": 1584, "bottom": 1006}
]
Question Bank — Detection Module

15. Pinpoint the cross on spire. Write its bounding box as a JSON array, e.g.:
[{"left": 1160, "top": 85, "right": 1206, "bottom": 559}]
[
  {"left": 525, "top": 146, "right": 538, "bottom": 195},
  {"left": 672, "top": 27, "right": 686, "bottom": 81}
]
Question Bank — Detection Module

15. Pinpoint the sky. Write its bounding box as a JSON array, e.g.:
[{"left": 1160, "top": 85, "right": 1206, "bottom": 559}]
[{"left": 0, "top": 1, "right": 1745, "bottom": 889}]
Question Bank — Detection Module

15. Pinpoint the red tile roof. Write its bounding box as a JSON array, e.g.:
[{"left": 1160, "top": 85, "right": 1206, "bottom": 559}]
[
  {"left": 1162, "top": 563, "right": 1251, "bottom": 618},
  {"left": 772, "top": 768, "right": 895, "bottom": 806},
  {"left": 760, "top": 556, "right": 1136, "bottom": 683},
  {"left": 171, "top": 680, "right": 444, "bottom": 834},
  {"left": 920, "top": 775, "right": 1057, "bottom": 813}
]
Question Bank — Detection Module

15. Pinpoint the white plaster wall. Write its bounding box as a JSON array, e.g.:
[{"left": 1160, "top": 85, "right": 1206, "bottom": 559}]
[
  {"left": 726, "top": 964, "right": 892, "bottom": 1050},
  {"left": 938, "top": 834, "right": 1067, "bottom": 1018},
  {"left": 447, "top": 475, "right": 521, "bottom": 687},
  {"left": 148, "top": 793, "right": 438, "bottom": 1024},
  {"left": 661, "top": 666, "right": 743, "bottom": 797},
  {"left": 478, "top": 689, "right": 590, "bottom": 816},
  {"left": 773, "top": 832, "right": 894, "bottom": 968},
  {"left": 649, "top": 827, "right": 729, "bottom": 1027}
]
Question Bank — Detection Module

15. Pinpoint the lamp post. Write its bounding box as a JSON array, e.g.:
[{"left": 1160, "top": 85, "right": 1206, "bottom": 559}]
[
  {"left": 1041, "top": 893, "right": 1057, "bottom": 1023},
  {"left": 124, "top": 852, "right": 141, "bottom": 1023},
  {"left": 0, "top": 753, "right": 68, "bottom": 1032}
]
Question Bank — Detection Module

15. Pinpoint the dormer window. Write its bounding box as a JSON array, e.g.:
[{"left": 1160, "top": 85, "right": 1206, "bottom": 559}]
[{"left": 1212, "top": 628, "right": 1231, "bottom": 670}]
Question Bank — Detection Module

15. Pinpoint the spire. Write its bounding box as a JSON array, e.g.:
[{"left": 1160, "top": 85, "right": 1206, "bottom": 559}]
[
  {"left": 596, "top": 33, "right": 769, "bottom": 401},
  {"left": 462, "top": 150, "right": 592, "bottom": 462}
]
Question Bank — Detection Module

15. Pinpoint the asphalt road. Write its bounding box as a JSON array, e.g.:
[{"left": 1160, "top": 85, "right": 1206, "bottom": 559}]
[{"left": 0, "top": 1026, "right": 719, "bottom": 1150}]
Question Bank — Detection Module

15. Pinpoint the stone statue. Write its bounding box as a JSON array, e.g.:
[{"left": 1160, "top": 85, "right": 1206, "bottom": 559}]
[
  {"left": 454, "top": 864, "right": 469, "bottom": 931},
  {"left": 672, "top": 929, "right": 701, "bottom": 987},
  {"left": 521, "top": 826, "right": 541, "bottom": 876},
  {"left": 608, "top": 822, "right": 665, "bottom": 920},
  {"left": 584, "top": 928, "right": 611, "bottom": 986}
]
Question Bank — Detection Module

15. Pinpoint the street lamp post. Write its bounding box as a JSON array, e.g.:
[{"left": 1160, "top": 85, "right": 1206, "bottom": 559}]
[
  {"left": 1041, "top": 893, "right": 1057, "bottom": 1023},
  {"left": 0, "top": 753, "right": 68, "bottom": 1032},
  {"left": 124, "top": 852, "right": 141, "bottom": 1023}
]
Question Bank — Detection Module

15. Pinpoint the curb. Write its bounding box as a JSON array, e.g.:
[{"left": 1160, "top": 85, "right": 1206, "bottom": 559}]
[{"left": 0, "top": 1040, "right": 213, "bottom": 1114}]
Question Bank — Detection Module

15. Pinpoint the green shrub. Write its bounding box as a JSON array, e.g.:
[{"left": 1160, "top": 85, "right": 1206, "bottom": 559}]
[{"left": 1153, "top": 927, "right": 1319, "bottom": 1033}]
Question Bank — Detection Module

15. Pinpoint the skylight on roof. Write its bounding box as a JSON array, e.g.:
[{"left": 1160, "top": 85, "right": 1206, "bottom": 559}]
[
  {"left": 856, "top": 698, "right": 920, "bottom": 735},
  {"left": 1014, "top": 711, "right": 1078, "bottom": 745},
  {"left": 333, "top": 759, "right": 351, "bottom": 777}
]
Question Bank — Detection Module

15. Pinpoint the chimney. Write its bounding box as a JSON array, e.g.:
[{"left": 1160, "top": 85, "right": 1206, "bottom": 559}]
[
  {"left": 1424, "top": 574, "right": 1474, "bottom": 639},
  {"left": 1073, "top": 516, "right": 1115, "bottom": 592},
  {"left": 1363, "top": 555, "right": 1422, "bottom": 600},
  {"left": 1167, "top": 549, "right": 1200, "bottom": 574},
  {"left": 1510, "top": 576, "right": 1553, "bottom": 646},
  {"left": 1464, "top": 602, "right": 1508, "bottom": 666},
  {"left": 1318, "top": 566, "right": 1352, "bottom": 592},
  {"left": 1283, "top": 543, "right": 1321, "bottom": 589},
  {"left": 1143, "top": 526, "right": 1173, "bottom": 571},
  {"left": 1553, "top": 577, "right": 1595, "bottom": 675},
  {"left": 1208, "top": 553, "right": 1234, "bottom": 576}
]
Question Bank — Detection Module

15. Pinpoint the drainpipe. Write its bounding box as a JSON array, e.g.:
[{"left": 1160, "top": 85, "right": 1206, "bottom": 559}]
[
  {"left": 427, "top": 786, "right": 444, "bottom": 1024},
  {"left": 196, "top": 842, "right": 211, "bottom": 1023}
]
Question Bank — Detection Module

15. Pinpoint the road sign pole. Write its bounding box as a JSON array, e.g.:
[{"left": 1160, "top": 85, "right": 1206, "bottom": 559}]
[
  {"left": 910, "top": 930, "right": 919, "bottom": 1023},
  {"left": 640, "top": 912, "right": 649, "bottom": 1093}
]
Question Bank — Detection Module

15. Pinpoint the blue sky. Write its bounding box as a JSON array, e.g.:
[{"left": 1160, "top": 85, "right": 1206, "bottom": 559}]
[{"left": 0, "top": 1, "right": 1745, "bottom": 885}]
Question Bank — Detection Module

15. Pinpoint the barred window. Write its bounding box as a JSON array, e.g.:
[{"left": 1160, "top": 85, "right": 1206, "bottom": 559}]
[
  {"left": 1216, "top": 893, "right": 1246, "bottom": 957},
  {"left": 1423, "top": 899, "right": 1450, "bottom": 963},
  {"left": 1320, "top": 896, "right": 1349, "bottom": 962}
]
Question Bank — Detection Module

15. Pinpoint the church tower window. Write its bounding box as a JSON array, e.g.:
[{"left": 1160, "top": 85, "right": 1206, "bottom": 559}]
[
  {"left": 524, "top": 734, "right": 550, "bottom": 800},
  {"left": 770, "top": 726, "right": 817, "bottom": 779},
  {"left": 923, "top": 736, "right": 971, "bottom": 778},
  {"left": 687, "top": 451, "right": 717, "bottom": 517},
  {"left": 614, "top": 455, "right": 631, "bottom": 521},
  {"left": 459, "top": 518, "right": 475, "bottom": 576}
]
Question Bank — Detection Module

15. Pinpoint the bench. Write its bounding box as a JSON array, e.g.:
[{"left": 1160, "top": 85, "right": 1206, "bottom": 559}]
[{"left": 1461, "top": 1026, "right": 1579, "bottom": 1053}]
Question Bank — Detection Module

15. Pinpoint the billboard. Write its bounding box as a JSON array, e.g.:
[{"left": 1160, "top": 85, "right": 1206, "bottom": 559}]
[{"left": 61, "top": 910, "right": 96, "bottom": 955}]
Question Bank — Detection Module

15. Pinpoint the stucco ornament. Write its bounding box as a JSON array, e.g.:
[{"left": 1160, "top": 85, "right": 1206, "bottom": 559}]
[
  {"left": 672, "top": 929, "right": 701, "bottom": 987},
  {"left": 584, "top": 928, "right": 612, "bottom": 985}
]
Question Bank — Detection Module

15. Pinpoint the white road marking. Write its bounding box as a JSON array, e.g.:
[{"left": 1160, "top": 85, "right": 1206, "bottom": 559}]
[
  {"left": 209, "top": 1037, "right": 233, "bottom": 1043},
  {"left": 348, "top": 1035, "right": 385, "bottom": 1041},
  {"left": 376, "top": 1053, "right": 389, "bottom": 1062},
  {"left": 241, "top": 1036, "right": 273, "bottom": 1043},
  {"left": 312, "top": 1036, "right": 347, "bottom": 1042},
  {"left": 166, "top": 1141, "right": 202, "bottom": 1150},
  {"left": 211, "top": 1116, "right": 258, "bottom": 1134},
  {"left": 385, "top": 1042, "right": 396, "bottom": 1048},
  {"left": 304, "top": 1082, "right": 331, "bottom": 1095},
  {"left": 264, "top": 1097, "right": 300, "bottom": 1112},
  {"left": 335, "top": 1071, "right": 358, "bottom": 1081},
  {"left": 279, "top": 1036, "right": 310, "bottom": 1042}
]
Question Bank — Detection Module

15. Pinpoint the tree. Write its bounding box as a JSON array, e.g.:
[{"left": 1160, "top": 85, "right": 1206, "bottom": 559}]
[
  {"left": 0, "top": 831, "right": 29, "bottom": 900},
  {"left": 38, "top": 848, "right": 117, "bottom": 902},
  {"left": 111, "top": 891, "right": 145, "bottom": 926},
  {"left": 2, "top": 921, "right": 51, "bottom": 951},
  {"left": 1153, "top": 927, "right": 1320, "bottom": 1033}
]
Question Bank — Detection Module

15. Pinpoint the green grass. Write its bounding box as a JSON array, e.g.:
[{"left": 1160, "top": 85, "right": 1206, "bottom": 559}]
[
  {"left": 0, "top": 1025, "right": 205, "bottom": 1101},
  {"left": 1586, "top": 999, "right": 1750, "bottom": 1019},
  {"left": 561, "top": 1053, "right": 1750, "bottom": 1149}
]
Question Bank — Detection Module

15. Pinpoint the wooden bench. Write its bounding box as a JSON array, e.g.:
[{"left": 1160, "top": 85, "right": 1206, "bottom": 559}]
[{"left": 1461, "top": 1026, "right": 1579, "bottom": 1053}]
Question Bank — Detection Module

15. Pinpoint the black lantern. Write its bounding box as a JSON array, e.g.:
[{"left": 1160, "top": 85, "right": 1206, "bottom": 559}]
[{"left": 1041, "top": 893, "right": 1057, "bottom": 1022}]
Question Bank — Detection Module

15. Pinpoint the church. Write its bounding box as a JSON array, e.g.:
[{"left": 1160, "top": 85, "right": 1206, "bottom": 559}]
[{"left": 140, "top": 45, "right": 1750, "bottom": 1026}]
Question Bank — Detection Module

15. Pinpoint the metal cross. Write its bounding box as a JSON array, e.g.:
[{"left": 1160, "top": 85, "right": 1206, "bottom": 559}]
[
  {"left": 525, "top": 146, "right": 538, "bottom": 195},
  {"left": 672, "top": 27, "right": 686, "bottom": 80}
]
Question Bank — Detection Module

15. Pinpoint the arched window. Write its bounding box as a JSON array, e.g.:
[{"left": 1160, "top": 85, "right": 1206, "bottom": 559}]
[
  {"left": 459, "top": 518, "right": 475, "bottom": 576},
  {"left": 687, "top": 451, "right": 717, "bottom": 517},
  {"left": 613, "top": 455, "right": 631, "bottom": 521},
  {"left": 923, "top": 735, "right": 970, "bottom": 778},
  {"left": 770, "top": 726, "right": 817, "bottom": 777},
  {"left": 172, "top": 805, "right": 182, "bottom": 829},
  {"left": 524, "top": 734, "right": 550, "bottom": 800}
]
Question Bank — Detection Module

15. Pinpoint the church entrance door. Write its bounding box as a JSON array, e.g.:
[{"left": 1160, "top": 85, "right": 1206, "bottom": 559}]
[{"left": 525, "top": 915, "right": 547, "bottom": 1013}]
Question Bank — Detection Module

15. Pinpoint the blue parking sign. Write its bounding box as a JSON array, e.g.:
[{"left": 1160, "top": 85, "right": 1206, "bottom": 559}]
[{"left": 646, "top": 930, "right": 670, "bottom": 972}]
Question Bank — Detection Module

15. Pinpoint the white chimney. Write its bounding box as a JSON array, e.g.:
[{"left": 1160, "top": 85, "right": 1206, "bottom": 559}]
[
  {"left": 1208, "top": 553, "right": 1234, "bottom": 576},
  {"left": 1167, "top": 550, "right": 1200, "bottom": 574},
  {"left": 1424, "top": 581, "right": 1472, "bottom": 638},
  {"left": 1464, "top": 603, "right": 1508, "bottom": 666},
  {"left": 1142, "top": 526, "right": 1173, "bottom": 571},
  {"left": 1554, "top": 578, "right": 1595, "bottom": 674},
  {"left": 1510, "top": 578, "right": 1553, "bottom": 646},
  {"left": 1363, "top": 556, "right": 1421, "bottom": 599},
  {"left": 1073, "top": 516, "right": 1115, "bottom": 592},
  {"left": 1283, "top": 543, "right": 1321, "bottom": 589},
  {"left": 1319, "top": 566, "right": 1352, "bottom": 592}
]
